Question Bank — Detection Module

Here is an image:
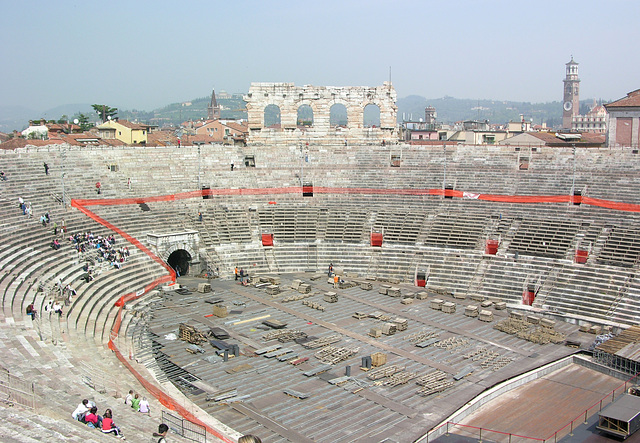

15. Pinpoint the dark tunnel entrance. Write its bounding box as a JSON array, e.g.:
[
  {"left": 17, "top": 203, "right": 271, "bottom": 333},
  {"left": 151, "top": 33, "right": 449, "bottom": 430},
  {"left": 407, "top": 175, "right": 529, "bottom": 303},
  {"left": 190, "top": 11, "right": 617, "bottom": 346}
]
[{"left": 167, "top": 249, "right": 192, "bottom": 277}]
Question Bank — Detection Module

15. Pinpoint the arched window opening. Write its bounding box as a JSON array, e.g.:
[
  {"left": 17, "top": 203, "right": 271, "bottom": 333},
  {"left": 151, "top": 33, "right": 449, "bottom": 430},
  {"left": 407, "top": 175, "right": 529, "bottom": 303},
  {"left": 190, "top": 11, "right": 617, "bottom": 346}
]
[
  {"left": 364, "top": 104, "right": 380, "bottom": 128},
  {"left": 297, "top": 105, "right": 314, "bottom": 127},
  {"left": 330, "top": 103, "right": 348, "bottom": 128},
  {"left": 264, "top": 104, "right": 281, "bottom": 129}
]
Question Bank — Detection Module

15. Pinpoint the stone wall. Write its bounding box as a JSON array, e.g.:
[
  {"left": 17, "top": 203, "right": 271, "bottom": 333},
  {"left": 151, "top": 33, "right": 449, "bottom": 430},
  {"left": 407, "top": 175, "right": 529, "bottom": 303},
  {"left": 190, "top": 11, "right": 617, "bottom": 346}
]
[{"left": 244, "top": 82, "right": 398, "bottom": 144}]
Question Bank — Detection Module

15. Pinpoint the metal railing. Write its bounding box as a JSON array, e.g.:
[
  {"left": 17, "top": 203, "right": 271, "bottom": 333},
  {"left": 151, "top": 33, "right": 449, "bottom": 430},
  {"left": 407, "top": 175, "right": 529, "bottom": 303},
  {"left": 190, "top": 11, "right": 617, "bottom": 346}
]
[
  {"left": 0, "top": 368, "right": 36, "bottom": 409},
  {"left": 162, "top": 410, "right": 207, "bottom": 443}
]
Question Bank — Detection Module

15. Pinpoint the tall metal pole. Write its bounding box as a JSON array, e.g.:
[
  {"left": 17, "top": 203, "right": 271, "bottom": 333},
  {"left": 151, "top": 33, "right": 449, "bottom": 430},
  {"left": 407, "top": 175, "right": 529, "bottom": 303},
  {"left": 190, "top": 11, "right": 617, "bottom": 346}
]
[
  {"left": 300, "top": 142, "right": 304, "bottom": 187},
  {"left": 442, "top": 143, "right": 447, "bottom": 198},
  {"left": 197, "top": 144, "right": 201, "bottom": 190},
  {"left": 61, "top": 144, "right": 66, "bottom": 207}
]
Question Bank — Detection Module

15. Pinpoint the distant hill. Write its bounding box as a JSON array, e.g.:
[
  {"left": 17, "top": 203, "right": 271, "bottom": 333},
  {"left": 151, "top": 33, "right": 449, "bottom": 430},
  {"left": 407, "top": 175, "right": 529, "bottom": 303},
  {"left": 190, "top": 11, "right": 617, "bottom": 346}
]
[
  {"left": 119, "top": 95, "right": 248, "bottom": 127},
  {"left": 41, "top": 104, "right": 94, "bottom": 122},
  {"left": 0, "top": 105, "right": 37, "bottom": 133},
  {"left": 397, "top": 95, "right": 565, "bottom": 127},
  {"left": 0, "top": 103, "right": 97, "bottom": 133}
]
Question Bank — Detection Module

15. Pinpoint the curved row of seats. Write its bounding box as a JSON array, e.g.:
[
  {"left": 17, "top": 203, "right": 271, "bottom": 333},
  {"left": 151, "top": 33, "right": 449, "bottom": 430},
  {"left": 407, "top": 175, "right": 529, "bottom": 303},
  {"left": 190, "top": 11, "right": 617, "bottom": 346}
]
[{"left": 1, "top": 142, "right": 640, "bottom": 440}]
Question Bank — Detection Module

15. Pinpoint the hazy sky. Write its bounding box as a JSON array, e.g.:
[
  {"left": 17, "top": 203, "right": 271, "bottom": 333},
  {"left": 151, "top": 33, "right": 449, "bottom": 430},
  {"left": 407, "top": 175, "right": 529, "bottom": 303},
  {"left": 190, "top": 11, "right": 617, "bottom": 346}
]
[{"left": 1, "top": 0, "right": 638, "bottom": 112}]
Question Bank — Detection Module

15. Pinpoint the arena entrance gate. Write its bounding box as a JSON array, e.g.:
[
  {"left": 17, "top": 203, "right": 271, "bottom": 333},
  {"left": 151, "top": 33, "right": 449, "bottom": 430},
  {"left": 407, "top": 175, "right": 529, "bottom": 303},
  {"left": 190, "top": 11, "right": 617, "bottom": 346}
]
[
  {"left": 167, "top": 249, "right": 191, "bottom": 277},
  {"left": 147, "top": 231, "right": 200, "bottom": 277}
]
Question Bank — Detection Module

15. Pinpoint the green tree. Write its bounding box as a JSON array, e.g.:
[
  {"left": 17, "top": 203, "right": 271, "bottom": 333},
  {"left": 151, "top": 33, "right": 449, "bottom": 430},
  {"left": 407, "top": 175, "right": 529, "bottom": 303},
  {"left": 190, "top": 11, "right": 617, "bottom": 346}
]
[
  {"left": 57, "top": 115, "right": 68, "bottom": 124},
  {"left": 76, "top": 113, "right": 92, "bottom": 132},
  {"left": 92, "top": 104, "right": 118, "bottom": 123}
]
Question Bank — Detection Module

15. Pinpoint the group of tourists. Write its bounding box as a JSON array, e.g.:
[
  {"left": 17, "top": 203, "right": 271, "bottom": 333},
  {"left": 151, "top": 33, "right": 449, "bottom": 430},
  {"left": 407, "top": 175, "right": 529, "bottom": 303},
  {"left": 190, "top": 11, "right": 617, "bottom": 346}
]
[
  {"left": 71, "top": 398, "right": 125, "bottom": 439},
  {"left": 124, "top": 390, "right": 150, "bottom": 413},
  {"left": 71, "top": 393, "right": 169, "bottom": 440},
  {"left": 18, "top": 196, "right": 33, "bottom": 218},
  {"left": 234, "top": 266, "right": 250, "bottom": 285},
  {"left": 69, "top": 232, "right": 129, "bottom": 270},
  {"left": 43, "top": 299, "right": 64, "bottom": 317}
]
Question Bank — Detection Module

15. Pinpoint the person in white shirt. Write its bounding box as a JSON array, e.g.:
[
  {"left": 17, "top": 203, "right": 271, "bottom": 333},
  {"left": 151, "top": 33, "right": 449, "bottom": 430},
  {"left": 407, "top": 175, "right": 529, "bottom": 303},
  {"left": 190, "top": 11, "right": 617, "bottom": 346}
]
[
  {"left": 71, "top": 399, "right": 90, "bottom": 421},
  {"left": 138, "top": 397, "right": 150, "bottom": 414},
  {"left": 124, "top": 390, "right": 133, "bottom": 406}
]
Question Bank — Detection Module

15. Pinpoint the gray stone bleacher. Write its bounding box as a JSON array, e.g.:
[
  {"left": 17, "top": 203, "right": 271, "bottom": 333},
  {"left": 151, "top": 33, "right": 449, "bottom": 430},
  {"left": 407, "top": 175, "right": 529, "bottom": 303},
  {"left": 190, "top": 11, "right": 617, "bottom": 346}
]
[
  {"left": 323, "top": 207, "right": 368, "bottom": 243},
  {"left": 5, "top": 144, "right": 640, "bottom": 206},
  {"left": 82, "top": 255, "right": 166, "bottom": 344},
  {"left": 0, "top": 310, "right": 196, "bottom": 443},
  {"left": 420, "top": 250, "right": 482, "bottom": 296},
  {"left": 3, "top": 142, "right": 640, "bottom": 440},
  {"left": 257, "top": 205, "right": 320, "bottom": 242},
  {"left": 544, "top": 266, "right": 634, "bottom": 323},
  {"left": 597, "top": 226, "right": 640, "bottom": 267},
  {"left": 508, "top": 218, "right": 579, "bottom": 258},
  {"left": 371, "top": 209, "right": 426, "bottom": 244},
  {"left": 471, "top": 257, "right": 529, "bottom": 305},
  {"left": 423, "top": 213, "right": 487, "bottom": 249},
  {"left": 202, "top": 206, "right": 254, "bottom": 245}
]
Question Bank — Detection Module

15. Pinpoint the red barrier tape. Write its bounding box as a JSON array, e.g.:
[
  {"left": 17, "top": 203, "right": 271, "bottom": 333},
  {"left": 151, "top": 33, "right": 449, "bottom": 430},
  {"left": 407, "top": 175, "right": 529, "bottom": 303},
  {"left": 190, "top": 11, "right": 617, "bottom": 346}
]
[
  {"left": 73, "top": 187, "right": 640, "bottom": 212},
  {"left": 71, "top": 200, "right": 176, "bottom": 280}
]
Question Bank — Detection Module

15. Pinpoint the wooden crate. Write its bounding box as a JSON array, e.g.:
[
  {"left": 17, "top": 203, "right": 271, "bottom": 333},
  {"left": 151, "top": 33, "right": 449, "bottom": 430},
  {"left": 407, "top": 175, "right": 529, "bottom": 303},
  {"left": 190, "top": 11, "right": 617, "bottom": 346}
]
[
  {"left": 442, "top": 302, "right": 456, "bottom": 314},
  {"left": 213, "top": 305, "right": 228, "bottom": 318},
  {"left": 464, "top": 305, "right": 479, "bottom": 317},
  {"left": 371, "top": 352, "right": 387, "bottom": 367}
]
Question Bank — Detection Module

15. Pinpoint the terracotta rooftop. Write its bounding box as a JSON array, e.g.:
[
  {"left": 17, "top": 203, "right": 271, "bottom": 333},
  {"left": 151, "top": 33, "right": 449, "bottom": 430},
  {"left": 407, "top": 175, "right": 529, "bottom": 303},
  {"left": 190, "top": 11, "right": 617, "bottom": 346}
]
[
  {"left": 224, "top": 121, "right": 249, "bottom": 134},
  {"left": 529, "top": 132, "right": 605, "bottom": 146},
  {"left": 605, "top": 89, "right": 640, "bottom": 108},
  {"left": 0, "top": 138, "right": 67, "bottom": 150},
  {"left": 113, "top": 119, "right": 147, "bottom": 130},
  {"left": 147, "top": 131, "right": 179, "bottom": 146}
]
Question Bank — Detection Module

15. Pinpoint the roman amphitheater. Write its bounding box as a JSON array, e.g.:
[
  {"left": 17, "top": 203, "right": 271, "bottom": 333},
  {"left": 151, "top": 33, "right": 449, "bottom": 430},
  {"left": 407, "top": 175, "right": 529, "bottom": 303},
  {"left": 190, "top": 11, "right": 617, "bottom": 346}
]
[{"left": 1, "top": 84, "right": 640, "bottom": 443}]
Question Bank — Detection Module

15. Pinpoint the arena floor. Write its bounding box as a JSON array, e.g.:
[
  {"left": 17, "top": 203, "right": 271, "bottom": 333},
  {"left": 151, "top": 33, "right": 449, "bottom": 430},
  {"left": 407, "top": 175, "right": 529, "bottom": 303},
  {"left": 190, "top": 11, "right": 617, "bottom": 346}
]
[{"left": 133, "top": 272, "right": 607, "bottom": 443}]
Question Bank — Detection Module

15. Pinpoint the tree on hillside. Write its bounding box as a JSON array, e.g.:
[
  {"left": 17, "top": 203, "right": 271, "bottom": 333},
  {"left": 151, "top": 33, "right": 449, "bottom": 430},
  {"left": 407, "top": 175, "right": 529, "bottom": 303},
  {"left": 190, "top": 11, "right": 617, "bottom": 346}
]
[{"left": 92, "top": 104, "right": 118, "bottom": 123}]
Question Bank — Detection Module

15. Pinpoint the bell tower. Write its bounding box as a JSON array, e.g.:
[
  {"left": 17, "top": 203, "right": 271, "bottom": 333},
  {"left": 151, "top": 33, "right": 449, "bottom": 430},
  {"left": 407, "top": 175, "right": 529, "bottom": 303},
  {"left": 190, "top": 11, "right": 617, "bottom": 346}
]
[
  {"left": 207, "top": 89, "right": 221, "bottom": 121},
  {"left": 562, "top": 57, "right": 580, "bottom": 129}
]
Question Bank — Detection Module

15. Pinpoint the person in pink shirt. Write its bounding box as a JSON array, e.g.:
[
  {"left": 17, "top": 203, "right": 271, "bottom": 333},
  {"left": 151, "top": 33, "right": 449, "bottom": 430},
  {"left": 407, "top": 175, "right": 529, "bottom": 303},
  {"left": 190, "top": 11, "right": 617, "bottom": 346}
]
[{"left": 84, "top": 406, "right": 102, "bottom": 429}]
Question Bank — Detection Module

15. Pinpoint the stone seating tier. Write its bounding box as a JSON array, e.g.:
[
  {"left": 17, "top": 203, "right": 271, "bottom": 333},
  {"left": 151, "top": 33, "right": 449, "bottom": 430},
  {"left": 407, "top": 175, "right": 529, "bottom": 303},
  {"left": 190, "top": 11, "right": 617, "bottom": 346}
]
[{"left": 2, "top": 143, "right": 640, "bottom": 440}]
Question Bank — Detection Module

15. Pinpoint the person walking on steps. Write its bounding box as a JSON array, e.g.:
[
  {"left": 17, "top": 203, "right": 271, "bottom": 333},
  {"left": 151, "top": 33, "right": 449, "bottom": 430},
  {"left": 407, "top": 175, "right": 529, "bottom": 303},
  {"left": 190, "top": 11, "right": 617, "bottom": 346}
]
[{"left": 43, "top": 162, "right": 49, "bottom": 175}]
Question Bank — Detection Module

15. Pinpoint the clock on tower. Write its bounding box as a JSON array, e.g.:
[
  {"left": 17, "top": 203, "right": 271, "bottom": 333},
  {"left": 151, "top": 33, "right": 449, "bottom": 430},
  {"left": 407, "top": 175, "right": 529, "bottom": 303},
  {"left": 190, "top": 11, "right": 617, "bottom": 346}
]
[{"left": 562, "top": 57, "right": 580, "bottom": 129}]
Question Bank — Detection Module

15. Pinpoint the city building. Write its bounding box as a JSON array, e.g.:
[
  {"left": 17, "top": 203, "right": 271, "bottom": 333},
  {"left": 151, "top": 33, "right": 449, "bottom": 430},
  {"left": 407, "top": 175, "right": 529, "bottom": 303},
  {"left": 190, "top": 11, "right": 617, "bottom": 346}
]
[
  {"left": 506, "top": 115, "right": 533, "bottom": 133},
  {"left": 46, "top": 122, "right": 82, "bottom": 134},
  {"left": 562, "top": 57, "right": 580, "bottom": 129},
  {"left": 96, "top": 119, "right": 149, "bottom": 144},
  {"left": 572, "top": 102, "right": 607, "bottom": 133},
  {"left": 194, "top": 119, "right": 248, "bottom": 145},
  {"left": 604, "top": 89, "right": 640, "bottom": 148},
  {"left": 401, "top": 106, "right": 439, "bottom": 142}
]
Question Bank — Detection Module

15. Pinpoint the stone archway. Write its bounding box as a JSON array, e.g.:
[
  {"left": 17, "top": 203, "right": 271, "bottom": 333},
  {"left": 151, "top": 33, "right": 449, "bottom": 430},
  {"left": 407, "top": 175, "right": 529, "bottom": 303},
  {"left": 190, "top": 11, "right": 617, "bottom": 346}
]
[
  {"left": 167, "top": 249, "right": 192, "bottom": 276},
  {"left": 147, "top": 230, "right": 200, "bottom": 276}
]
